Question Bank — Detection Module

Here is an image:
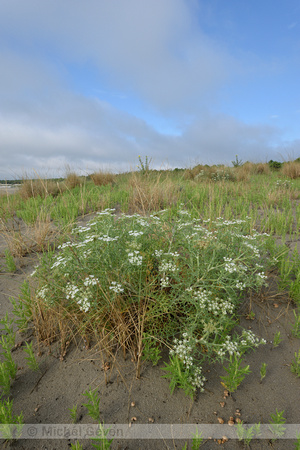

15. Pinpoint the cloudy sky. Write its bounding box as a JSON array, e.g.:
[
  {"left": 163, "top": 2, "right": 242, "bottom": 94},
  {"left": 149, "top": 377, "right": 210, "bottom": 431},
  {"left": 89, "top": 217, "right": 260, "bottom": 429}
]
[{"left": 0, "top": 0, "right": 300, "bottom": 179}]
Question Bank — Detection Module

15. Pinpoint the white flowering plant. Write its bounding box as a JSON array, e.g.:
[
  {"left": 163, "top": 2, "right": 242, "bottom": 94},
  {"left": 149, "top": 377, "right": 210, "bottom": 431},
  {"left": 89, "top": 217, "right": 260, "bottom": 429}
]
[{"left": 29, "top": 206, "right": 268, "bottom": 395}]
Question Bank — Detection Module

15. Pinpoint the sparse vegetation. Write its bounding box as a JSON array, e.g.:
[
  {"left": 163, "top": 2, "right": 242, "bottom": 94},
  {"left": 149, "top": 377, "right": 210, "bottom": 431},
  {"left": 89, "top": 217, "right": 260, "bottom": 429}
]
[{"left": 0, "top": 156, "right": 299, "bottom": 447}]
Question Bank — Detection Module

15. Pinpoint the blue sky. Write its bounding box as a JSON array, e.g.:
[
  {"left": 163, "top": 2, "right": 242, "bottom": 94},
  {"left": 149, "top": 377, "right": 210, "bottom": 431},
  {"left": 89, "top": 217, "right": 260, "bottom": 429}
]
[{"left": 0, "top": 0, "right": 299, "bottom": 178}]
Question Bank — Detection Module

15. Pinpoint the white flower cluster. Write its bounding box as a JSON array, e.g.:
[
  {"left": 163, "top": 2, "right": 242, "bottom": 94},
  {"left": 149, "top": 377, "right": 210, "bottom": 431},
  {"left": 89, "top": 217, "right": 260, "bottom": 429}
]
[
  {"left": 170, "top": 333, "right": 206, "bottom": 392},
  {"left": 51, "top": 255, "right": 68, "bottom": 269},
  {"left": 215, "top": 218, "right": 246, "bottom": 226},
  {"left": 240, "top": 330, "right": 266, "bottom": 347},
  {"left": 96, "top": 208, "right": 116, "bottom": 216},
  {"left": 192, "top": 288, "right": 234, "bottom": 317},
  {"left": 215, "top": 336, "right": 240, "bottom": 358},
  {"left": 188, "top": 366, "right": 206, "bottom": 390},
  {"left": 128, "top": 230, "right": 143, "bottom": 237},
  {"left": 98, "top": 235, "right": 119, "bottom": 242},
  {"left": 223, "top": 257, "right": 238, "bottom": 273},
  {"left": 256, "top": 272, "right": 267, "bottom": 285},
  {"left": 170, "top": 333, "right": 193, "bottom": 368},
  {"left": 159, "top": 261, "right": 178, "bottom": 273},
  {"left": 36, "top": 286, "right": 48, "bottom": 299},
  {"left": 243, "top": 242, "right": 260, "bottom": 257},
  {"left": 160, "top": 277, "right": 170, "bottom": 288},
  {"left": 109, "top": 281, "right": 124, "bottom": 294},
  {"left": 128, "top": 251, "right": 143, "bottom": 266},
  {"left": 65, "top": 283, "right": 92, "bottom": 312},
  {"left": 235, "top": 280, "right": 247, "bottom": 290},
  {"left": 83, "top": 275, "right": 98, "bottom": 287}
]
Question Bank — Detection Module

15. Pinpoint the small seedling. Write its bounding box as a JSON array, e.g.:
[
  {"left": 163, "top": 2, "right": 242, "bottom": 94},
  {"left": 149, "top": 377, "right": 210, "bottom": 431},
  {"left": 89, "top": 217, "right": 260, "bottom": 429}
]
[
  {"left": 269, "top": 409, "right": 286, "bottom": 441},
  {"left": 0, "top": 398, "right": 24, "bottom": 439},
  {"left": 0, "top": 363, "right": 11, "bottom": 396},
  {"left": 162, "top": 354, "right": 196, "bottom": 399},
  {"left": 291, "top": 310, "right": 300, "bottom": 338},
  {"left": 291, "top": 349, "right": 300, "bottom": 377},
  {"left": 247, "top": 310, "right": 255, "bottom": 320},
  {"left": 295, "top": 432, "right": 300, "bottom": 449},
  {"left": 235, "top": 421, "right": 261, "bottom": 446},
  {"left": 273, "top": 331, "right": 282, "bottom": 347},
  {"left": 24, "top": 341, "right": 39, "bottom": 371},
  {"left": 4, "top": 249, "right": 16, "bottom": 273},
  {"left": 10, "top": 280, "right": 33, "bottom": 333},
  {"left": 91, "top": 423, "right": 113, "bottom": 449},
  {"left": 220, "top": 353, "right": 251, "bottom": 393},
  {"left": 191, "top": 429, "right": 203, "bottom": 449},
  {"left": 69, "top": 404, "right": 78, "bottom": 424},
  {"left": 83, "top": 388, "right": 101, "bottom": 421},
  {"left": 260, "top": 362, "right": 267, "bottom": 383},
  {"left": 142, "top": 338, "right": 161, "bottom": 366},
  {"left": 70, "top": 442, "right": 83, "bottom": 450}
]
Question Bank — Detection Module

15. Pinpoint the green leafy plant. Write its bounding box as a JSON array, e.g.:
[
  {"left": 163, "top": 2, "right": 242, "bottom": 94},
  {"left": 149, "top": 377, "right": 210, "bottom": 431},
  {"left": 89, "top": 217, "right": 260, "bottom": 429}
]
[
  {"left": 69, "top": 404, "right": 78, "bottom": 424},
  {"left": 273, "top": 331, "right": 282, "bottom": 347},
  {"left": 268, "top": 160, "right": 283, "bottom": 170},
  {"left": 24, "top": 341, "right": 39, "bottom": 371},
  {"left": 0, "top": 314, "right": 17, "bottom": 395},
  {"left": 191, "top": 429, "right": 203, "bottom": 449},
  {"left": 83, "top": 388, "right": 101, "bottom": 421},
  {"left": 292, "top": 310, "right": 300, "bottom": 338},
  {"left": 260, "top": 362, "right": 267, "bottom": 383},
  {"left": 10, "top": 280, "right": 33, "bottom": 332},
  {"left": 142, "top": 336, "right": 161, "bottom": 366},
  {"left": 220, "top": 353, "right": 251, "bottom": 393},
  {"left": 235, "top": 421, "right": 261, "bottom": 447},
  {"left": 295, "top": 432, "right": 300, "bottom": 449},
  {"left": 0, "top": 398, "right": 24, "bottom": 440},
  {"left": 137, "top": 155, "right": 152, "bottom": 174},
  {"left": 269, "top": 409, "right": 286, "bottom": 441},
  {"left": 232, "top": 155, "right": 243, "bottom": 168},
  {"left": 0, "top": 363, "right": 11, "bottom": 397},
  {"left": 70, "top": 442, "right": 83, "bottom": 450},
  {"left": 291, "top": 349, "right": 300, "bottom": 377},
  {"left": 4, "top": 249, "right": 16, "bottom": 272},
  {"left": 162, "top": 334, "right": 206, "bottom": 399},
  {"left": 31, "top": 208, "right": 267, "bottom": 395}
]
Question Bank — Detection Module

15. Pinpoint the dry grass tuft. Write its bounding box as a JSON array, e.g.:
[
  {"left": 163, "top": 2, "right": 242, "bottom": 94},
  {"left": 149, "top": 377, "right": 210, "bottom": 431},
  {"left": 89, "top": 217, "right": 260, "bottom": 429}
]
[
  {"left": 91, "top": 171, "right": 115, "bottom": 186},
  {"left": 253, "top": 163, "right": 270, "bottom": 175},
  {"left": 128, "top": 172, "right": 180, "bottom": 214},
  {"left": 64, "top": 172, "right": 82, "bottom": 189},
  {"left": 281, "top": 161, "right": 300, "bottom": 179},
  {"left": 184, "top": 164, "right": 205, "bottom": 180},
  {"left": 234, "top": 165, "right": 251, "bottom": 182},
  {"left": 20, "top": 179, "right": 62, "bottom": 199}
]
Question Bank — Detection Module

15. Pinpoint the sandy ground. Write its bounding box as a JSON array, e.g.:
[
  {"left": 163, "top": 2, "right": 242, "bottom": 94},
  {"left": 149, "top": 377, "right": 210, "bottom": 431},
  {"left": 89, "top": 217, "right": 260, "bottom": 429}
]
[{"left": 0, "top": 215, "right": 299, "bottom": 450}]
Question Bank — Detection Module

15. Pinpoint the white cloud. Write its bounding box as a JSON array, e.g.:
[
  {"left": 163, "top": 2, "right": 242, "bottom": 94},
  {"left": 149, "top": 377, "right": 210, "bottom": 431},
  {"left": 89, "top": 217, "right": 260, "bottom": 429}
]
[{"left": 0, "top": 0, "right": 298, "bottom": 178}]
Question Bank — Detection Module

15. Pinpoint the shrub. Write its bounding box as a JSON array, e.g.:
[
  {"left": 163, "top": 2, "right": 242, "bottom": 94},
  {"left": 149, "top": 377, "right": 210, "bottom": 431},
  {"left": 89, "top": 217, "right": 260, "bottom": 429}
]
[
  {"left": 31, "top": 208, "right": 268, "bottom": 388},
  {"left": 268, "top": 160, "right": 283, "bottom": 171}
]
